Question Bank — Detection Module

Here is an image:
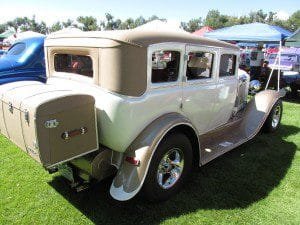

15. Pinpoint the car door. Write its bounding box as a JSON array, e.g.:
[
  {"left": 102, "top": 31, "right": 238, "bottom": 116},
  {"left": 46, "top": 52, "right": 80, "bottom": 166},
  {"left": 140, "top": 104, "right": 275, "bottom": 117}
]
[
  {"left": 208, "top": 49, "right": 239, "bottom": 129},
  {"left": 181, "top": 45, "right": 219, "bottom": 135}
]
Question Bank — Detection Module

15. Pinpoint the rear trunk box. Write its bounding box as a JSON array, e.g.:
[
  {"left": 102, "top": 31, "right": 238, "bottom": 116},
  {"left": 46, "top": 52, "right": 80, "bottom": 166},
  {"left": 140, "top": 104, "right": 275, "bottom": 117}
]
[{"left": 0, "top": 81, "right": 98, "bottom": 168}]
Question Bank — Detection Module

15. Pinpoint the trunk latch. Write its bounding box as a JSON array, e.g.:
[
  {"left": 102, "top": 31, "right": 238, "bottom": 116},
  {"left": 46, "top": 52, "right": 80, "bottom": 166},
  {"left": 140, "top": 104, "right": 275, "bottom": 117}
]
[{"left": 61, "top": 127, "right": 88, "bottom": 140}]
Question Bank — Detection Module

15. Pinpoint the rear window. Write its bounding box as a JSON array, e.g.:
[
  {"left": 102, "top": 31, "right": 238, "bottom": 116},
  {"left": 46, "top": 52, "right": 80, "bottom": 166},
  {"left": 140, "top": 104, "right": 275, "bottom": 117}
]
[
  {"left": 54, "top": 54, "right": 93, "bottom": 77},
  {"left": 7, "top": 43, "right": 26, "bottom": 56},
  {"left": 151, "top": 50, "right": 180, "bottom": 83}
]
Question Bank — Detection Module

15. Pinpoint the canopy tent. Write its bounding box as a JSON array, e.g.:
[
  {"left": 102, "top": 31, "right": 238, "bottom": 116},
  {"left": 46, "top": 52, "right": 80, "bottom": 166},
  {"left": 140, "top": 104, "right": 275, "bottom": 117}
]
[
  {"left": 192, "top": 26, "right": 213, "bottom": 37},
  {"left": 237, "top": 42, "right": 258, "bottom": 47},
  {"left": 204, "top": 22, "right": 291, "bottom": 42},
  {"left": 204, "top": 23, "right": 292, "bottom": 91},
  {"left": 285, "top": 28, "right": 300, "bottom": 47},
  {"left": 0, "top": 30, "right": 15, "bottom": 39}
]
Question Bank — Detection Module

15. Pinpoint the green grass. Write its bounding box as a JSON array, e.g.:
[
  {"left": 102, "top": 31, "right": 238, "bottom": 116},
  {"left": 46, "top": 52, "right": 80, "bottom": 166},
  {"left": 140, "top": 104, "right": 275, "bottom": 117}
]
[{"left": 0, "top": 101, "right": 299, "bottom": 225}]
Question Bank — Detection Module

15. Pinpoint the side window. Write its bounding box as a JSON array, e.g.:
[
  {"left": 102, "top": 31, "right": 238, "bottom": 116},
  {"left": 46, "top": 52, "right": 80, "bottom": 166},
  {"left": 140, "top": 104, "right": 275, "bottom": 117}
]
[
  {"left": 186, "top": 51, "right": 214, "bottom": 80},
  {"left": 219, "top": 54, "right": 237, "bottom": 77},
  {"left": 151, "top": 50, "right": 180, "bottom": 83},
  {"left": 54, "top": 54, "right": 93, "bottom": 77}
]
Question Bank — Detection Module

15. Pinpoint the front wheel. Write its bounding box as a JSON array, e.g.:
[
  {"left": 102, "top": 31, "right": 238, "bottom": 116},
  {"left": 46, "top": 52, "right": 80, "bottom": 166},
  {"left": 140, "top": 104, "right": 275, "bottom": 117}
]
[
  {"left": 263, "top": 100, "right": 283, "bottom": 133},
  {"left": 142, "top": 132, "right": 193, "bottom": 202}
]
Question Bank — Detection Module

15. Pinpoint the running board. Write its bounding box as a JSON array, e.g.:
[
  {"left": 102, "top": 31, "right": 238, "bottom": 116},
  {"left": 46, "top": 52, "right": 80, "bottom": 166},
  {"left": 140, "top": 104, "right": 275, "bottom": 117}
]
[
  {"left": 200, "top": 118, "right": 246, "bottom": 165},
  {"left": 199, "top": 89, "right": 285, "bottom": 166}
]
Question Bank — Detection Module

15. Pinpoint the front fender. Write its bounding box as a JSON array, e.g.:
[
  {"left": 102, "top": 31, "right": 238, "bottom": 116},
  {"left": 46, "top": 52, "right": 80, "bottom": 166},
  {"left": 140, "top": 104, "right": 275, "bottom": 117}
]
[{"left": 110, "top": 113, "right": 197, "bottom": 201}]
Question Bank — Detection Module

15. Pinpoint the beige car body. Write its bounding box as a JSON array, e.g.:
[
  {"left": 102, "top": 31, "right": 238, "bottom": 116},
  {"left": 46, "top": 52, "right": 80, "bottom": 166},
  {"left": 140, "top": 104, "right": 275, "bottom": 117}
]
[{"left": 0, "top": 29, "right": 284, "bottom": 201}]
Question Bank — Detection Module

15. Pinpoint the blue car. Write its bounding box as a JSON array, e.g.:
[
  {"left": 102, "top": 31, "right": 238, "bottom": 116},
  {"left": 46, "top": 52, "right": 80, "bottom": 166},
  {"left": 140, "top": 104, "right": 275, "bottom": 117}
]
[
  {"left": 0, "top": 49, "right": 6, "bottom": 57},
  {"left": 0, "top": 36, "right": 46, "bottom": 85}
]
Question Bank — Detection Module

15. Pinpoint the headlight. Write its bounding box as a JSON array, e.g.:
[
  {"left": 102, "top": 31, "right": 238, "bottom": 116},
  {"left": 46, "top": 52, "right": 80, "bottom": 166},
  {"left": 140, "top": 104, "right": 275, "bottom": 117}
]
[{"left": 249, "top": 80, "right": 262, "bottom": 93}]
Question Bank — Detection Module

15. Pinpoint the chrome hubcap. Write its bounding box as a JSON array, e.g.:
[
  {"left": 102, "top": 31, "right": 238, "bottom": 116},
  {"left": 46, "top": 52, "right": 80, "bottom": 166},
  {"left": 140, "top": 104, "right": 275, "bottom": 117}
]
[
  {"left": 156, "top": 148, "right": 184, "bottom": 189},
  {"left": 272, "top": 105, "right": 281, "bottom": 128}
]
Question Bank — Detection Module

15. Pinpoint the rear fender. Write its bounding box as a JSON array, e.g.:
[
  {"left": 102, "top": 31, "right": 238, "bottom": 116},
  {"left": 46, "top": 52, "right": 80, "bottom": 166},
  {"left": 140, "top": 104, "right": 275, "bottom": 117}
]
[
  {"left": 110, "top": 113, "right": 198, "bottom": 201},
  {"left": 241, "top": 89, "right": 285, "bottom": 138}
]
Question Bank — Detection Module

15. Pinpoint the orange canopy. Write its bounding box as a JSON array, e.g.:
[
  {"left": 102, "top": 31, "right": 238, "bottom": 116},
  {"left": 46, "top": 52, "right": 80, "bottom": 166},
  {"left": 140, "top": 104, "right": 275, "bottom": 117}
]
[{"left": 193, "top": 26, "right": 213, "bottom": 36}]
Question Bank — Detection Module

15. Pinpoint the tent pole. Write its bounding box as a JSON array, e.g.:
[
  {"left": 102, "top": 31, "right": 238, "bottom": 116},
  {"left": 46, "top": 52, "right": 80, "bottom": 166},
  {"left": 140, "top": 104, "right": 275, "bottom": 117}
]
[
  {"left": 277, "top": 40, "right": 282, "bottom": 91},
  {"left": 265, "top": 49, "right": 278, "bottom": 90}
]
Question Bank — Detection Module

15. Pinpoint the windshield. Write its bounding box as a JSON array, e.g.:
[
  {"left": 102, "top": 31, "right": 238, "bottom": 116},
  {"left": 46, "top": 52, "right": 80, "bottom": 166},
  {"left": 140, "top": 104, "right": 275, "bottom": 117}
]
[
  {"left": 54, "top": 54, "right": 93, "bottom": 77},
  {"left": 7, "top": 43, "right": 26, "bottom": 56}
]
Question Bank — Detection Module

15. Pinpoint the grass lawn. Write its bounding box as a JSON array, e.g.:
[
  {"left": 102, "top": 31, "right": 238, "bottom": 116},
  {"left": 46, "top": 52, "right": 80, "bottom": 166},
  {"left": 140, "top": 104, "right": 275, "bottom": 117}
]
[{"left": 0, "top": 101, "right": 299, "bottom": 225}]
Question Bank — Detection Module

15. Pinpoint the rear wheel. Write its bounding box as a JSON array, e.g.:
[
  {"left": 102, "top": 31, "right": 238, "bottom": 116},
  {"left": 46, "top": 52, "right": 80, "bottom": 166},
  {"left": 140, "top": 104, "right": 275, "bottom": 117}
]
[
  {"left": 263, "top": 100, "right": 283, "bottom": 133},
  {"left": 142, "top": 132, "right": 193, "bottom": 202}
]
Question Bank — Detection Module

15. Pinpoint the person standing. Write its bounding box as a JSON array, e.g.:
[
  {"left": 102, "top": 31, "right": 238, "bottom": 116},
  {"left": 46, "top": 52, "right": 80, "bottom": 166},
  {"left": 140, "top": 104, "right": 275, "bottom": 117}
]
[{"left": 250, "top": 44, "right": 264, "bottom": 80}]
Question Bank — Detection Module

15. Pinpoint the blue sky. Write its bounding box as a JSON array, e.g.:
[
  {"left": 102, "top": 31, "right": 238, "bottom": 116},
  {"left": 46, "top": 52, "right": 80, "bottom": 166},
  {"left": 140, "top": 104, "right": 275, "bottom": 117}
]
[{"left": 0, "top": 0, "right": 299, "bottom": 25}]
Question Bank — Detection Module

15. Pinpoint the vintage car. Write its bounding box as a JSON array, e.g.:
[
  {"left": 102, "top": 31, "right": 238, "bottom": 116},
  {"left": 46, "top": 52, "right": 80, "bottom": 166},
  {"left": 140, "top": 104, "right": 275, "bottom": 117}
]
[
  {"left": 0, "top": 36, "right": 46, "bottom": 85},
  {"left": 0, "top": 29, "right": 284, "bottom": 202}
]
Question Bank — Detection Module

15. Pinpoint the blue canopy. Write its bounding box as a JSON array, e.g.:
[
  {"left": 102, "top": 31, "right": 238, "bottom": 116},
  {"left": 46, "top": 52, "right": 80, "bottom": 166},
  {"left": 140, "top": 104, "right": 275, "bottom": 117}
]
[{"left": 204, "top": 23, "right": 292, "bottom": 42}]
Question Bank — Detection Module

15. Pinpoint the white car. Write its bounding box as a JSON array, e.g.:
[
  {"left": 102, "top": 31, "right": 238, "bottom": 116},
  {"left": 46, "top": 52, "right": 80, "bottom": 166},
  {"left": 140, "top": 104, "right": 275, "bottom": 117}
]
[{"left": 0, "top": 29, "right": 284, "bottom": 202}]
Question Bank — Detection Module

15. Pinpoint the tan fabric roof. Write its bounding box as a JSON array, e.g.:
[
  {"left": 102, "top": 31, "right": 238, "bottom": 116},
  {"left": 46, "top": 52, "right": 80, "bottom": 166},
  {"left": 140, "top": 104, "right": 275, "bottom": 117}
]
[{"left": 47, "top": 29, "right": 239, "bottom": 50}]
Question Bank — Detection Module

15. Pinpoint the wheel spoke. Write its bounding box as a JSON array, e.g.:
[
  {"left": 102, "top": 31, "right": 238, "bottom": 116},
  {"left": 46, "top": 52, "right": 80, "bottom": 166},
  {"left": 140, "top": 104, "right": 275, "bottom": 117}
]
[
  {"left": 271, "top": 105, "right": 281, "bottom": 128},
  {"left": 157, "top": 173, "right": 164, "bottom": 186},
  {"left": 156, "top": 148, "right": 184, "bottom": 189}
]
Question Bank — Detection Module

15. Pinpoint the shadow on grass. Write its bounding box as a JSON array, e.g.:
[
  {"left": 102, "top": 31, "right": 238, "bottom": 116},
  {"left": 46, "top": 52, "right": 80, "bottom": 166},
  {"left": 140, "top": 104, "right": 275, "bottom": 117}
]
[{"left": 49, "top": 124, "right": 299, "bottom": 225}]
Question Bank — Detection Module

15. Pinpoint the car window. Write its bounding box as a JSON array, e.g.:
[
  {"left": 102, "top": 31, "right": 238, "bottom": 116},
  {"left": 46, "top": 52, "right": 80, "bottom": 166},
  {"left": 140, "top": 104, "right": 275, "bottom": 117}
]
[
  {"left": 54, "top": 54, "right": 93, "bottom": 78},
  {"left": 151, "top": 50, "right": 180, "bottom": 83},
  {"left": 219, "top": 54, "right": 237, "bottom": 77},
  {"left": 186, "top": 51, "right": 214, "bottom": 80},
  {"left": 7, "top": 43, "right": 26, "bottom": 56}
]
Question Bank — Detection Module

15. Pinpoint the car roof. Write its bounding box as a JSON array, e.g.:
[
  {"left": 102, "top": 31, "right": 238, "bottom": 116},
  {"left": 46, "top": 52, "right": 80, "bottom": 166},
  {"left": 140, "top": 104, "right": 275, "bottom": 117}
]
[
  {"left": 47, "top": 29, "right": 239, "bottom": 50},
  {"left": 14, "top": 36, "right": 45, "bottom": 45}
]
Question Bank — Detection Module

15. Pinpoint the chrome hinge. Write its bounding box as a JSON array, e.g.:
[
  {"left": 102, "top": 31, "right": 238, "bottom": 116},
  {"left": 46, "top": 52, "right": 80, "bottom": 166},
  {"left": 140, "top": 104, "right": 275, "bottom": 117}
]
[
  {"left": 8, "top": 102, "right": 13, "bottom": 113},
  {"left": 24, "top": 110, "right": 29, "bottom": 124}
]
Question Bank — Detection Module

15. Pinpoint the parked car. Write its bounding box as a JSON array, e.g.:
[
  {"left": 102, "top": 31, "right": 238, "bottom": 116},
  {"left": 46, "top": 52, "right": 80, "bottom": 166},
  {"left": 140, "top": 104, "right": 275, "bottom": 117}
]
[
  {"left": 0, "top": 29, "right": 284, "bottom": 202},
  {"left": 0, "top": 49, "right": 6, "bottom": 57},
  {"left": 0, "top": 36, "right": 46, "bottom": 84}
]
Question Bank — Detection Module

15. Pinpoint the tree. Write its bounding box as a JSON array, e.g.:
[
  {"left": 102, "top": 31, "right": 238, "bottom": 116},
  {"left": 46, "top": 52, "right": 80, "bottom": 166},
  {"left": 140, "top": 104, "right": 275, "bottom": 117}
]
[
  {"left": 100, "top": 13, "right": 121, "bottom": 30},
  {"left": 62, "top": 19, "right": 74, "bottom": 28},
  {"left": 7, "top": 17, "right": 31, "bottom": 32},
  {"left": 120, "top": 18, "right": 135, "bottom": 29},
  {"left": 77, "top": 16, "right": 98, "bottom": 31},
  {"left": 204, "top": 10, "right": 229, "bottom": 29},
  {"left": 50, "top": 22, "right": 63, "bottom": 32},
  {"left": 248, "top": 10, "right": 267, "bottom": 23},
  {"left": 28, "top": 16, "right": 47, "bottom": 34},
  {"left": 134, "top": 16, "right": 146, "bottom": 27},
  {"left": 185, "top": 18, "right": 202, "bottom": 32},
  {"left": 5, "top": 16, "right": 47, "bottom": 34},
  {"left": 267, "top": 11, "right": 276, "bottom": 23},
  {"left": 0, "top": 24, "right": 7, "bottom": 33},
  {"left": 147, "top": 15, "right": 166, "bottom": 22},
  {"left": 287, "top": 10, "right": 300, "bottom": 31}
]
